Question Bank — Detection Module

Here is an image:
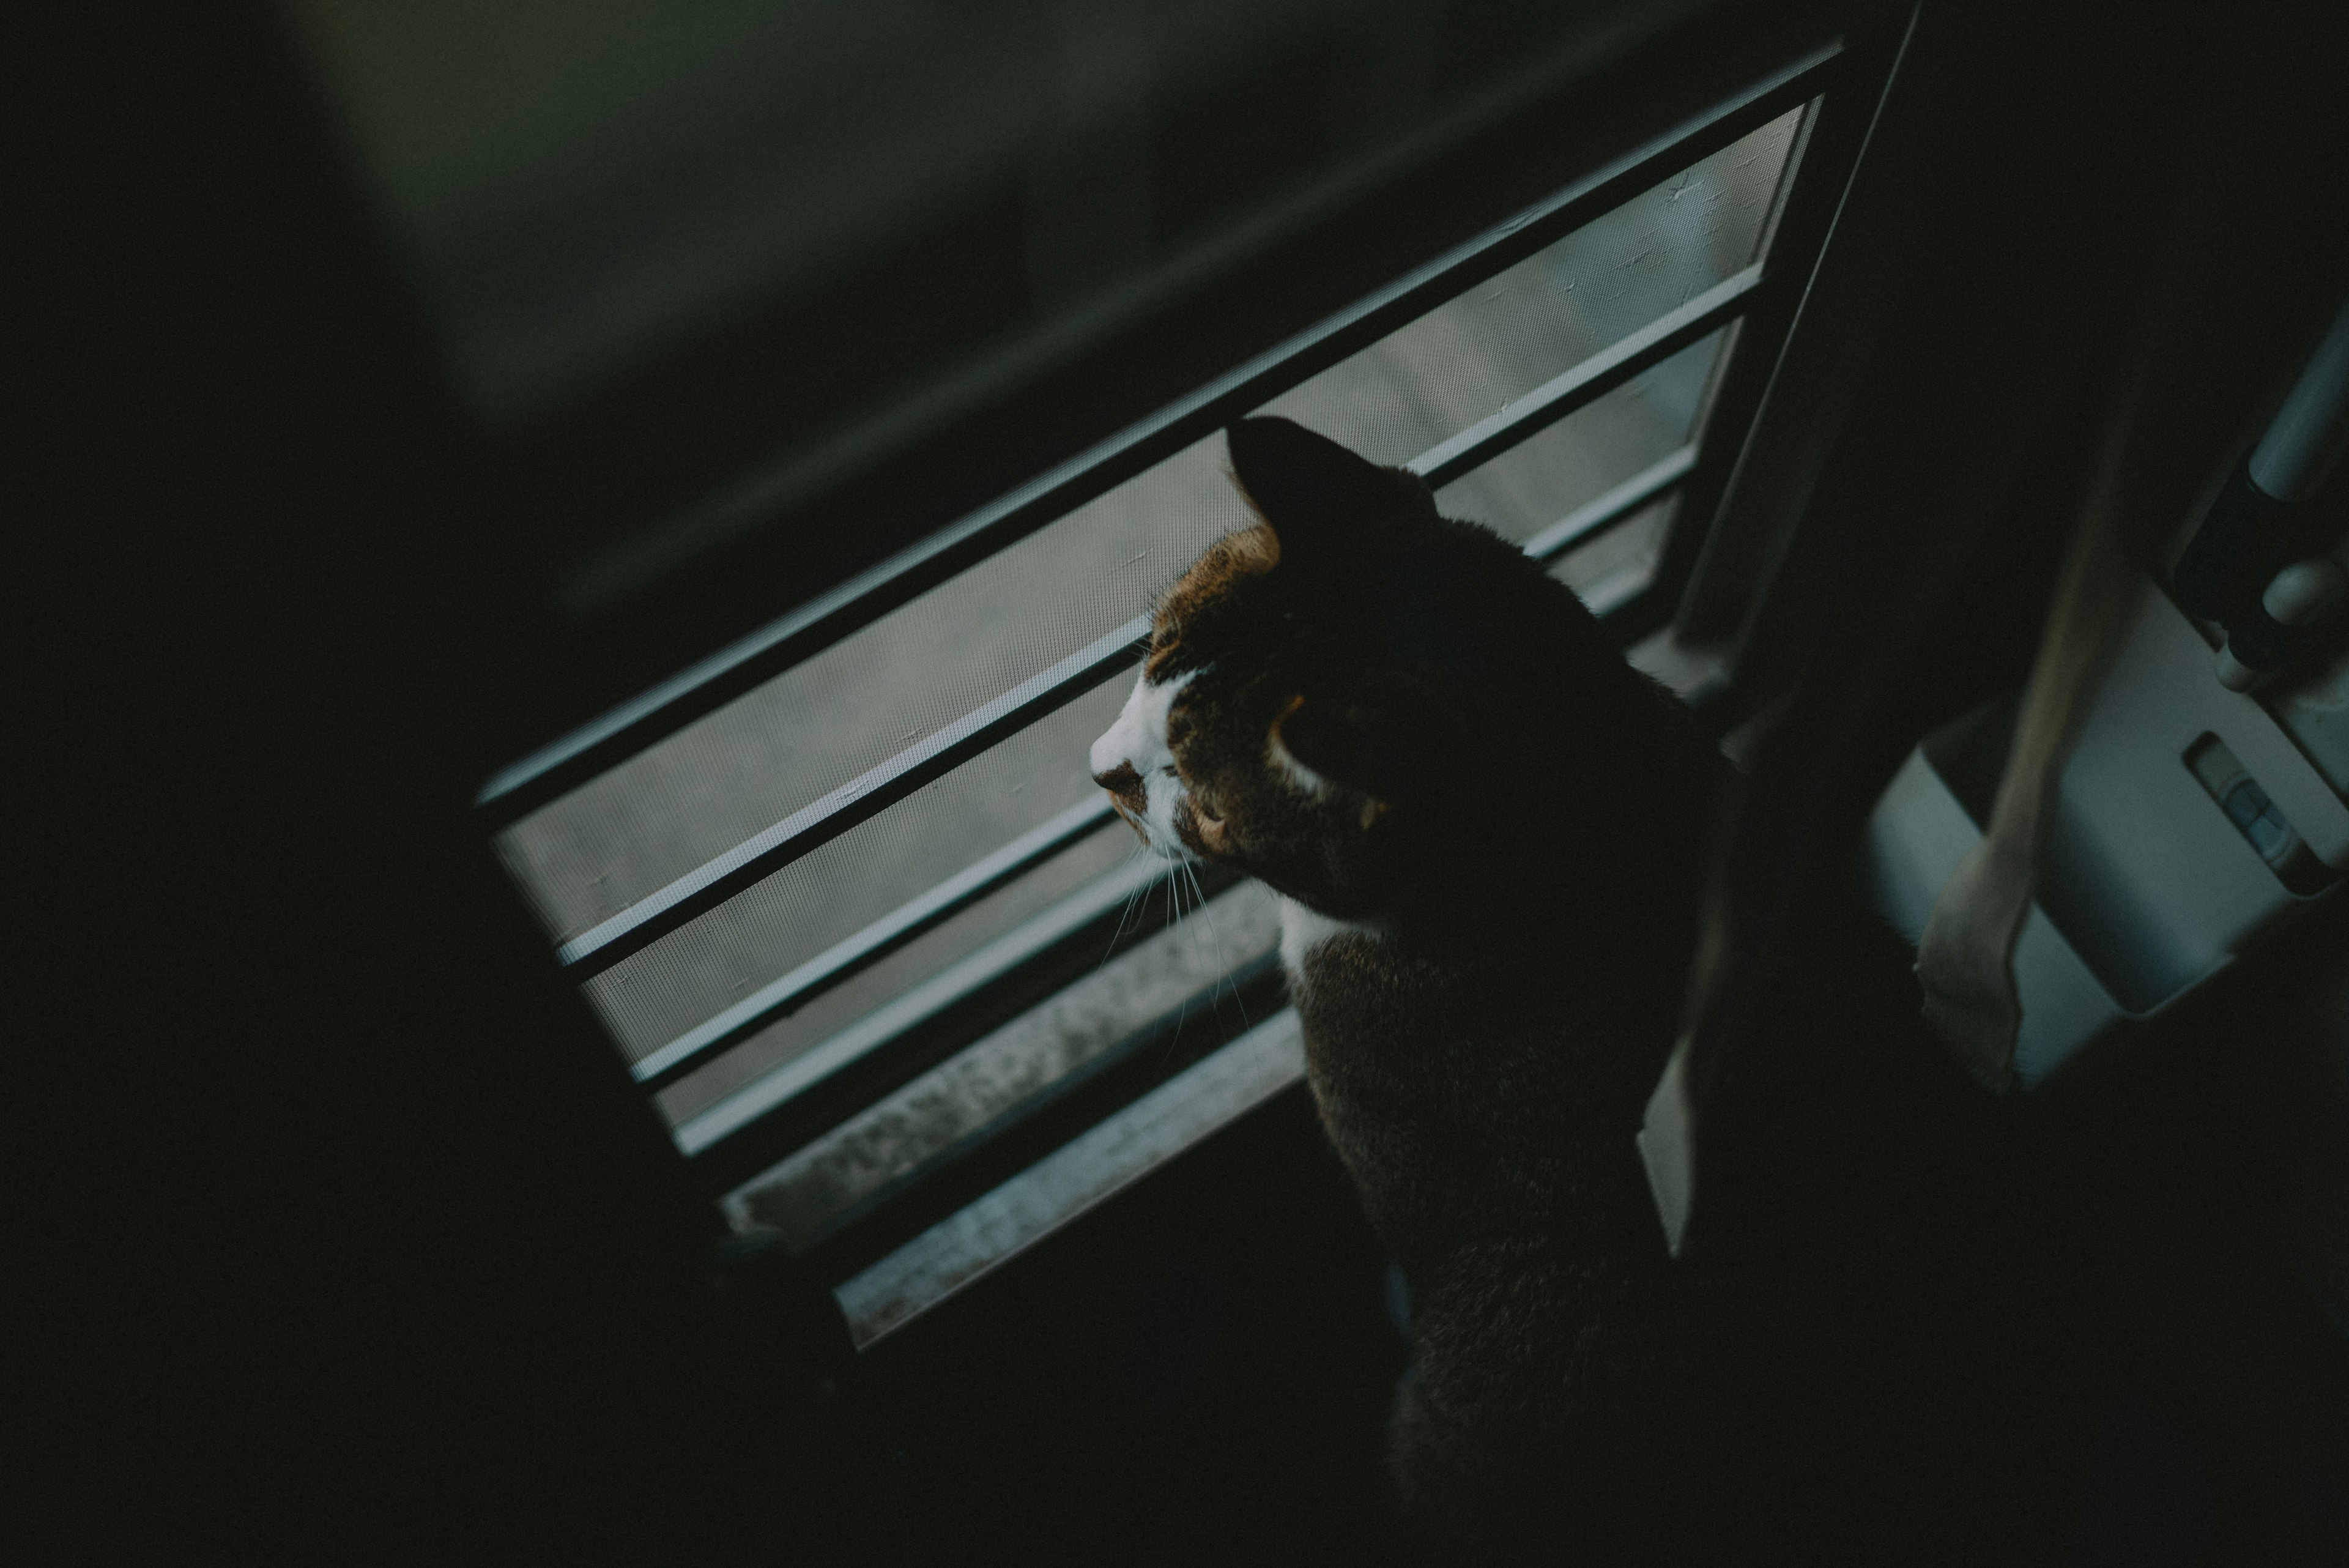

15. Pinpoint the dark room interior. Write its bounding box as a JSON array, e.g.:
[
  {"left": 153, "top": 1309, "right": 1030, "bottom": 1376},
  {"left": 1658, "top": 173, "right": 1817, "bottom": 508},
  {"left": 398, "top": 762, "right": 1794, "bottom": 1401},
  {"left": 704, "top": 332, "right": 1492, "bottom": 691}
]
[{"left": 24, "top": 1, "right": 2349, "bottom": 1561}]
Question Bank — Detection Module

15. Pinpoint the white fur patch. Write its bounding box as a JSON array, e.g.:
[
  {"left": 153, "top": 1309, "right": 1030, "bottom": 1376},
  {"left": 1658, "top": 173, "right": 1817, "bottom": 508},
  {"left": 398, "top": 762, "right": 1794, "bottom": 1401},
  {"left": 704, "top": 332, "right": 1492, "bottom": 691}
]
[
  {"left": 1090, "top": 667, "right": 1200, "bottom": 861},
  {"left": 1277, "top": 895, "right": 1381, "bottom": 976}
]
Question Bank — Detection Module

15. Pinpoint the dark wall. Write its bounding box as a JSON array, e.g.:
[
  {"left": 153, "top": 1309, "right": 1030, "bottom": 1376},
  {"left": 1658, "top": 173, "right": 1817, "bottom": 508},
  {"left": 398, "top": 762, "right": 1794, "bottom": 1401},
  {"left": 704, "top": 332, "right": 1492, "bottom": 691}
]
[
  {"left": 21, "top": 0, "right": 2347, "bottom": 1561},
  {"left": 24, "top": 6, "right": 837, "bottom": 1558}
]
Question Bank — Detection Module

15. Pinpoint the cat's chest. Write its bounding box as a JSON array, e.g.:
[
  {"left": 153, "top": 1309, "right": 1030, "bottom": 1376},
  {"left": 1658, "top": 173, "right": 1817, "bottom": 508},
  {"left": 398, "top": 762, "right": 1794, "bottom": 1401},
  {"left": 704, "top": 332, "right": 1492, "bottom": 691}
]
[
  {"left": 1277, "top": 899, "right": 1644, "bottom": 1259},
  {"left": 1275, "top": 894, "right": 1384, "bottom": 978},
  {"left": 1278, "top": 897, "right": 1664, "bottom": 1148},
  {"left": 1278, "top": 897, "right": 1534, "bottom": 1106}
]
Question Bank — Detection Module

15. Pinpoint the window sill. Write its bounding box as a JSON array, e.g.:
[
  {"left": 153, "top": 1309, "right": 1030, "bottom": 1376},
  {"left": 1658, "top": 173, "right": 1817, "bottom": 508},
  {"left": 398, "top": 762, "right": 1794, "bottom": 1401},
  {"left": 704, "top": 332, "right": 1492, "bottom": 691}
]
[{"left": 833, "top": 1008, "right": 1308, "bottom": 1348}]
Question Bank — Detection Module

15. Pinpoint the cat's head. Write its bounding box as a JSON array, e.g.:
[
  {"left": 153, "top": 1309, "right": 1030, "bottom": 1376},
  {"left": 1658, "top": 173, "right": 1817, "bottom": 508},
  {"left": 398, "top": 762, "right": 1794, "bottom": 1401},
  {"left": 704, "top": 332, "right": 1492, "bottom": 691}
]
[{"left": 1089, "top": 416, "right": 1686, "bottom": 923}]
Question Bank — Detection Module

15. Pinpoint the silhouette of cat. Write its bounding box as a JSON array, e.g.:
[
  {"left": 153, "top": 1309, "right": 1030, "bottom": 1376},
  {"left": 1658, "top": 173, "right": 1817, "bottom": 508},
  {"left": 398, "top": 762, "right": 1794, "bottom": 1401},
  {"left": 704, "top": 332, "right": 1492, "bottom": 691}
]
[{"left": 1088, "top": 416, "right": 2092, "bottom": 1564}]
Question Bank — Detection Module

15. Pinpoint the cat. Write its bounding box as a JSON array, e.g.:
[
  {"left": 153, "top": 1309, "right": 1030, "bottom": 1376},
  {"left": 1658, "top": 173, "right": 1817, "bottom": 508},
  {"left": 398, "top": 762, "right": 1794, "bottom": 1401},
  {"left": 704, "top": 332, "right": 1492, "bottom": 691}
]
[{"left": 1088, "top": 416, "right": 2093, "bottom": 1564}]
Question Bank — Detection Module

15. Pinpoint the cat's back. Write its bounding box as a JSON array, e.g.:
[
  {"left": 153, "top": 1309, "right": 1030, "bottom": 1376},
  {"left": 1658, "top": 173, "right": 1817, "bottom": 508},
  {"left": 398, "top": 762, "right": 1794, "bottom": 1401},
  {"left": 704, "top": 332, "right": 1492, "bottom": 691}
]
[{"left": 1296, "top": 883, "right": 2091, "bottom": 1565}]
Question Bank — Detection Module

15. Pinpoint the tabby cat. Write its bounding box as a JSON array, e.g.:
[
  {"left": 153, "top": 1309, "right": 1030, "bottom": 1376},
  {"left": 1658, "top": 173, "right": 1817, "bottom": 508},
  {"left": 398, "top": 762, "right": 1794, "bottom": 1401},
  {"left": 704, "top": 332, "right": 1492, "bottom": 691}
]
[{"left": 1088, "top": 417, "right": 2089, "bottom": 1564}]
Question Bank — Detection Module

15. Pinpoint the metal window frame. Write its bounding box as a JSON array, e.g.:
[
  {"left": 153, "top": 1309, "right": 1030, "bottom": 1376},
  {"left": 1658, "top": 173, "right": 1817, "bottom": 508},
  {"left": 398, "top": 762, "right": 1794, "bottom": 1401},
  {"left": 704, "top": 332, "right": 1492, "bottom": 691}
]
[
  {"left": 553, "top": 270, "right": 1746, "bottom": 981},
  {"left": 484, "top": 29, "right": 1898, "bottom": 1257},
  {"left": 477, "top": 41, "right": 1841, "bottom": 831},
  {"left": 629, "top": 441, "right": 1701, "bottom": 1106},
  {"left": 673, "top": 454, "right": 1707, "bottom": 1200}
]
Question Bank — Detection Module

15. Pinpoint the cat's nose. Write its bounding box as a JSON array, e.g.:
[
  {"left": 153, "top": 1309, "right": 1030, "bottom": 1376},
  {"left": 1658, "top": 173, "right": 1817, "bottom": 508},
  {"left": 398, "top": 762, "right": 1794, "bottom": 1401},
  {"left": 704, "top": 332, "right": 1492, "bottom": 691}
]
[{"left": 1093, "top": 761, "right": 1145, "bottom": 804}]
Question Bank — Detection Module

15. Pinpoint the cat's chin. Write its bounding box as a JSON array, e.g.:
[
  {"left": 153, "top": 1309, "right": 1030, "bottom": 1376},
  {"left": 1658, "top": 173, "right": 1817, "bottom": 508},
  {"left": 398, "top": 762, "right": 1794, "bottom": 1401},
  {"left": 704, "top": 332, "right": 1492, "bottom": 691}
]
[
  {"left": 1140, "top": 834, "right": 1202, "bottom": 866},
  {"left": 1108, "top": 803, "right": 1200, "bottom": 864}
]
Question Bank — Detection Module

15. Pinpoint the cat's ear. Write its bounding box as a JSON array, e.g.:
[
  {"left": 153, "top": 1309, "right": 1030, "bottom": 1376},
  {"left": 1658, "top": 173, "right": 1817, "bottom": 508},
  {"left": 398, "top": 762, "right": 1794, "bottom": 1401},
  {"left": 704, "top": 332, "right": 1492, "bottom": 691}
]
[
  {"left": 1227, "top": 417, "right": 1434, "bottom": 567},
  {"left": 1271, "top": 693, "right": 1433, "bottom": 811}
]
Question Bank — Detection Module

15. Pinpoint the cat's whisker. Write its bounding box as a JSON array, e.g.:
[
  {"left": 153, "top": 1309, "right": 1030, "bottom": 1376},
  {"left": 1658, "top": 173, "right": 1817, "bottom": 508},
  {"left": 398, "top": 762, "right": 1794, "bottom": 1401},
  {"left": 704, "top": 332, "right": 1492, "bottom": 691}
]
[
  {"left": 1185, "top": 861, "right": 1255, "bottom": 1033},
  {"left": 1096, "top": 841, "right": 1152, "bottom": 971},
  {"left": 1145, "top": 871, "right": 1190, "bottom": 1078},
  {"left": 1147, "top": 866, "right": 1171, "bottom": 953},
  {"left": 1167, "top": 862, "right": 1215, "bottom": 1031},
  {"left": 1180, "top": 861, "right": 1228, "bottom": 1033}
]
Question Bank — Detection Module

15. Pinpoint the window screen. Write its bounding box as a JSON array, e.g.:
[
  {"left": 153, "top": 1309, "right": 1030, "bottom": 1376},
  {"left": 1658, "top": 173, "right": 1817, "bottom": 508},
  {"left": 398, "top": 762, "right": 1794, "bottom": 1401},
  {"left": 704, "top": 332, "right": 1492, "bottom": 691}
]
[{"left": 484, "top": 62, "right": 1833, "bottom": 1266}]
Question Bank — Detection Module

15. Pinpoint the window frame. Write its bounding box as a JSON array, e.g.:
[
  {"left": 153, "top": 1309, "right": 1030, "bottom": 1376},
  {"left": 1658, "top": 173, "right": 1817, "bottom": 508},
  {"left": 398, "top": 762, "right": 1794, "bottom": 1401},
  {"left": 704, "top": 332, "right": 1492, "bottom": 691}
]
[{"left": 479, "top": 10, "right": 1910, "bottom": 1334}]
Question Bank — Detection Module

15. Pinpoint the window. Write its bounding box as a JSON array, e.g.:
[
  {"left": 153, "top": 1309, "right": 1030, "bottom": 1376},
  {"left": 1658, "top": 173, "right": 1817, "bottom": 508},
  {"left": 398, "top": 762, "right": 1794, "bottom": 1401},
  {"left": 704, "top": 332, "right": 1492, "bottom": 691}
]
[{"left": 479, "top": 38, "right": 1877, "bottom": 1344}]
